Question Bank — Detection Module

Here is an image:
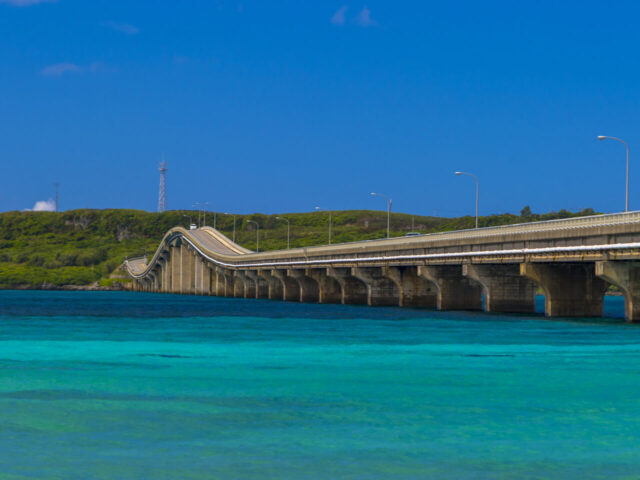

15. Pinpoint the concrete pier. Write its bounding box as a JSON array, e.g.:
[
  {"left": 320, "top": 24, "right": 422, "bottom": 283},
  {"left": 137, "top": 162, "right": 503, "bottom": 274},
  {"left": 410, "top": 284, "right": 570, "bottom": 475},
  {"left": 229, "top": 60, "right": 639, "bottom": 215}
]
[
  {"left": 417, "top": 265, "right": 483, "bottom": 311},
  {"left": 520, "top": 263, "right": 609, "bottom": 317},
  {"left": 463, "top": 264, "right": 537, "bottom": 313}
]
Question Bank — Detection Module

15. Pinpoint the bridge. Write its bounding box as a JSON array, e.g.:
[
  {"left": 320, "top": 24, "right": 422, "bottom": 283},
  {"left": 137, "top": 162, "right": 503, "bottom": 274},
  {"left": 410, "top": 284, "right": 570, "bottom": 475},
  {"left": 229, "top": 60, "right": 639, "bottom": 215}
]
[{"left": 124, "top": 211, "right": 640, "bottom": 322}]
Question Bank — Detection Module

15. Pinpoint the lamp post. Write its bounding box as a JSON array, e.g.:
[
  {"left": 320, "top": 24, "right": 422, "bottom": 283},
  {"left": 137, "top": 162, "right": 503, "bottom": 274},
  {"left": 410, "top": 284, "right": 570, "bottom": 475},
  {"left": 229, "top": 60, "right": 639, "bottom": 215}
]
[
  {"left": 246, "top": 220, "right": 259, "bottom": 252},
  {"left": 370, "top": 192, "right": 392, "bottom": 238},
  {"left": 598, "top": 135, "right": 630, "bottom": 212},
  {"left": 225, "top": 213, "right": 236, "bottom": 242},
  {"left": 202, "top": 202, "right": 210, "bottom": 226},
  {"left": 192, "top": 202, "right": 201, "bottom": 227},
  {"left": 276, "top": 216, "right": 290, "bottom": 249},
  {"left": 314, "top": 207, "right": 332, "bottom": 245},
  {"left": 455, "top": 171, "right": 479, "bottom": 228},
  {"left": 182, "top": 214, "right": 193, "bottom": 229}
]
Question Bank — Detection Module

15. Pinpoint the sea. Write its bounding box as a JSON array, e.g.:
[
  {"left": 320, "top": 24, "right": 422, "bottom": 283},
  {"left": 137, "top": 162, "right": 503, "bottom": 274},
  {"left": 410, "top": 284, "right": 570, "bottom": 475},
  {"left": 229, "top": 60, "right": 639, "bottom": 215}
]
[{"left": 0, "top": 290, "right": 639, "bottom": 479}]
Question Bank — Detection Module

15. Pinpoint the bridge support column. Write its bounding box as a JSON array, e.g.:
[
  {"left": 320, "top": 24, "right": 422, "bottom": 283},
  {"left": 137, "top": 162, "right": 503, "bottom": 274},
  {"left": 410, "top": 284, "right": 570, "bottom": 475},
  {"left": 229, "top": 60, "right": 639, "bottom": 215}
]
[
  {"left": 259, "top": 271, "right": 283, "bottom": 300},
  {"left": 306, "top": 269, "right": 342, "bottom": 304},
  {"left": 383, "top": 266, "right": 437, "bottom": 308},
  {"left": 596, "top": 261, "right": 640, "bottom": 322},
  {"left": 520, "top": 263, "right": 608, "bottom": 317},
  {"left": 158, "top": 260, "right": 165, "bottom": 292},
  {"left": 463, "top": 264, "right": 537, "bottom": 313},
  {"left": 151, "top": 272, "right": 159, "bottom": 292},
  {"left": 247, "top": 271, "right": 268, "bottom": 299},
  {"left": 417, "top": 265, "right": 482, "bottom": 311},
  {"left": 170, "top": 245, "right": 180, "bottom": 293},
  {"left": 272, "top": 269, "right": 300, "bottom": 302},
  {"left": 179, "top": 245, "right": 195, "bottom": 294},
  {"left": 233, "top": 271, "right": 247, "bottom": 298},
  {"left": 203, "top": 265, "right": 212, "bottom": 295},
  {"left": 352, "top": 267, "right": 399, "bottom": 306},
  {"left": 326, "top": 267, "right": 368, "bottom": 304},
  {"left": 288, "top": 269, "right": 319, "bottom": 303},
  {"left": 193, "top": 257, "right": 211, "bottom": 295},
  {"left": 164, "top": 258, "right": 171, "bottom": 293},
  {"left": 214, "top": 268, "right": 230, "bottom": 296},
  {"left": 193, "top": 256, "right": 202, "bottom": 294},
  {"left": 237, "top": 271, "right": 256, "bottom": 298}
]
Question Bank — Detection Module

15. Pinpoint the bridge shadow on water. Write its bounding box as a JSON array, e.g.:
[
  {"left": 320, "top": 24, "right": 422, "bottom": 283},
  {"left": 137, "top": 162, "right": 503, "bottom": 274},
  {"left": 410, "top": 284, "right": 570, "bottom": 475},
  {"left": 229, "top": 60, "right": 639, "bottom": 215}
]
[{"left": 0, "top": 290, "right": 628, "bottom": 325}]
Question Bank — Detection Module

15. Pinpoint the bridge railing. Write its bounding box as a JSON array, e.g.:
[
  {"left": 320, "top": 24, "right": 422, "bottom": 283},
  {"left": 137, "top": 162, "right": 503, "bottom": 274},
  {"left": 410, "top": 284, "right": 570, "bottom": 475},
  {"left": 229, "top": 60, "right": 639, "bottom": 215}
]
[{"left": 298, "top": 210, "right": 640, "bottom": 250}]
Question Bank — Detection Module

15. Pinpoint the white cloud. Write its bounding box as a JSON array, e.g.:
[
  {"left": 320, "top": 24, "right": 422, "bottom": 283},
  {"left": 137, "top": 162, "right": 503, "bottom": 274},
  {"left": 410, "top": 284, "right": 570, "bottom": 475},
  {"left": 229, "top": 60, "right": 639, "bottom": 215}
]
[
  {"left": 331, "top": 5, "right": 348, "bottom": 26},
  {"left": 0, "top": 0, "right": 55, "bottom": 6},
  {"left": 41, "top": 63, "right": 82, "bottom": 76},
  {"left": 26, "top": 199, "right": 56, "bottom": 212},
  {"left": 101, "top": 21, "right": 139, "bottom": 35},
  {"left": 355, "top": 6, "right": 377, "bottom": 27}
]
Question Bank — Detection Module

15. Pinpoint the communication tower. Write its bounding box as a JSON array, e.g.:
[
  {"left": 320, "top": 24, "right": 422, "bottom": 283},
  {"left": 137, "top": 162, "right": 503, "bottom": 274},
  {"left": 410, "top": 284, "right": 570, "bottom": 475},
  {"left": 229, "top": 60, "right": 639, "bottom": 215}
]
[{"left": 158, "top": 158, "right": 167, "bottom": 212}]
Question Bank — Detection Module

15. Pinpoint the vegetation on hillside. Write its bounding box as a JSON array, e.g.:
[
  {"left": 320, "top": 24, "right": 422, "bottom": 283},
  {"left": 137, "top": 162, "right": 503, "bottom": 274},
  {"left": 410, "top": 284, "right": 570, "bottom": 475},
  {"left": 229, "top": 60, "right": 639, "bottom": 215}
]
[{"left": 0, "top": 206, "right": 597, "bottom": 287}]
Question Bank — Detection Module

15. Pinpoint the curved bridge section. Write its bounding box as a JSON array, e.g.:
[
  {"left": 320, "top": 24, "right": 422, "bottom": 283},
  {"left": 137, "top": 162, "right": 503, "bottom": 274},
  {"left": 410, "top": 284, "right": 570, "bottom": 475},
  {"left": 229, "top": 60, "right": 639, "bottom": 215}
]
[{"left": 125, "top": 212, "right": 640, "bottom": 321}]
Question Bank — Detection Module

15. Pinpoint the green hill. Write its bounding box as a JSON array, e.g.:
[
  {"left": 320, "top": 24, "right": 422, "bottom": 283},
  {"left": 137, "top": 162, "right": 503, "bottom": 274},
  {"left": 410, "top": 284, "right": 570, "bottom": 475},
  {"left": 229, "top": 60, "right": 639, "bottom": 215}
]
[{"left": 0, "top": 206, "right": 596, "bottom": 288}]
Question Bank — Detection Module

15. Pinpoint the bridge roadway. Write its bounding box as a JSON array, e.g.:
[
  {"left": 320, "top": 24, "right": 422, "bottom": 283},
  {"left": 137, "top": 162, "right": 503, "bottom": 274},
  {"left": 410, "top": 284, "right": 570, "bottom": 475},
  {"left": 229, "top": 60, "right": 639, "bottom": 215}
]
[{"left": 125, "top": 211, "right": 640, "bottom": 322}]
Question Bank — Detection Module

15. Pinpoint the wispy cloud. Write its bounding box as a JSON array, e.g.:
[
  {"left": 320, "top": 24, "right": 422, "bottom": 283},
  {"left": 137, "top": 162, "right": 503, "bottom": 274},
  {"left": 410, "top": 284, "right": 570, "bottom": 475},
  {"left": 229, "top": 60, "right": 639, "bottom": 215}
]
[
  {"left": 40, "top": 61, "right": 112, "bottom": 76},
  {"left": 330, "top": 5, "right": 348, "bottom": 26},
  {"left": 25, "top": 199, "right": 55, "bottom": 212},
  {"left": 101, "top": 21, "right": 139, "bottom": 35},
  {"left": 0, "top": 0, "right": 55, "bottom": 6},
  {"left": 354, "top": 6, "right": 377, "bottom": 27},
  {"left": 41, "top": 63, "right": 82, "bottom": 76}
]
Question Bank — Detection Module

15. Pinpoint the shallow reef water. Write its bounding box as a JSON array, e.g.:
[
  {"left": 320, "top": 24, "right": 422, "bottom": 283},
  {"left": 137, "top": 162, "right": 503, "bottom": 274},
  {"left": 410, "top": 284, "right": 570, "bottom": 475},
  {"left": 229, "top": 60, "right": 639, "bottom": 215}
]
[{"left": 0, "top": 290, "right": 638, "bottom": 479}]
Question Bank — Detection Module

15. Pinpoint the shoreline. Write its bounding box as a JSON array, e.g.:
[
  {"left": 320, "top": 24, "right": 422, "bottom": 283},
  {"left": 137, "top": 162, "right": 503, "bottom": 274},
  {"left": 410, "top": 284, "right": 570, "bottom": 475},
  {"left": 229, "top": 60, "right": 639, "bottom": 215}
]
[{"left": 1, "top": 283, "right": 129, "bottom": 292}]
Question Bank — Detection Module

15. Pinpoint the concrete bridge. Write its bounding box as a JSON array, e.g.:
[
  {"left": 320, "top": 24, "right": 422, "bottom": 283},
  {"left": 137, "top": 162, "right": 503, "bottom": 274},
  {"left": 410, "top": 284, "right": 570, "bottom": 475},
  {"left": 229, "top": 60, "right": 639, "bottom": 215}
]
[{"left": 125, "top": 211, "right": 640, "bottom": 322}]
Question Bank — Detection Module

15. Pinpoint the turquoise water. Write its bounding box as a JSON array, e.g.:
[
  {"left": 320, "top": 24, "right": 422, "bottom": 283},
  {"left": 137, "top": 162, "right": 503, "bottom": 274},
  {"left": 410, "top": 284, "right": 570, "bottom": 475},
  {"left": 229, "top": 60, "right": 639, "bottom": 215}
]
[{"left": 1, "top": 291, "right": 639, "bottom": 479}]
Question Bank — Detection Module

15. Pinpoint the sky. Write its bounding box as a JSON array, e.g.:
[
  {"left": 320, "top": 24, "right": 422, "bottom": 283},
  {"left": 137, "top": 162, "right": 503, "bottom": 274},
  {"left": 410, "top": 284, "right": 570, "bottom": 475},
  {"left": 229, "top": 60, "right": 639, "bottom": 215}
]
[{"left": 1, "top": 0, "right": 640, "bottom": 217}]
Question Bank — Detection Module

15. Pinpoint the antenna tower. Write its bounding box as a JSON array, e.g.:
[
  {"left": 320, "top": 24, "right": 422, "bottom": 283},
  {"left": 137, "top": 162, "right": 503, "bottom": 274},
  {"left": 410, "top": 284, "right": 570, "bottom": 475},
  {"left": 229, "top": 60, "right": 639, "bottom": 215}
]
[{"left": 158, "top": 158, "right": 167, "bottom": 212}]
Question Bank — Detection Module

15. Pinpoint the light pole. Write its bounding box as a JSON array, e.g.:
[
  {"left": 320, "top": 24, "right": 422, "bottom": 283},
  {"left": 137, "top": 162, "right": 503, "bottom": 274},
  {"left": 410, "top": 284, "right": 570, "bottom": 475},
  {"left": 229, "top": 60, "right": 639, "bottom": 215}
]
[
  {"left": 182, "top": 214, "right": 193, "bottom": 229},
  {"left": 315, "top": 207, "right": 332, "bottom": 244},
  {"left": 225, "top": 213, "right": 236, "bottom": 242},
  {"left": 247, "top": 219, "right": 259, "bottom": 252},
  {"left": 202, "top": 202, "right": 210, "bottom": 226},
  {"left": 370, "top": 192, "right": 392, "bottom": 238},
  {"left": 598, "top": 135, "right": 630, "bottom": 212},
  {"left": 192, "top": 202, "right": 201, "bottom": 227},
  {"left": 455, "top": 171, "right": 479, "bottom": 228},
  {"left": 276, "top": 216, "right": 290, "bottom": 249}
]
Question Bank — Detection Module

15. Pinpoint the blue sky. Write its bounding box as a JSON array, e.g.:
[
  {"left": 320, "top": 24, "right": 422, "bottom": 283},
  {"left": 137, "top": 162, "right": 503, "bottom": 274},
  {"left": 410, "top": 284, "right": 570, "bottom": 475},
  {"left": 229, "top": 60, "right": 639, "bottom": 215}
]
[{"left": 1, "top": 0, "right": 640, "bottom": 216}]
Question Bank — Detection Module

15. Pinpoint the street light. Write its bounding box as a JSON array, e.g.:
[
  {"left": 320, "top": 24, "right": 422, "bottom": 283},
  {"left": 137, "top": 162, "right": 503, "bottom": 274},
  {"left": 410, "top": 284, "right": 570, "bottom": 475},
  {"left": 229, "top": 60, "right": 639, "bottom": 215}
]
[
  {"left": 225, "top": 213, "right": 236, "bottom": 242},
  {"left": 182, "top": 214, "right": 193, "bottom": 229},
  {"left": 192, "top": 202, "right": 201, "bottom": 227},
  {"left": 315, "top": 207, "right": 332, "bottom": 245},
  {"left": 202, "top": 202, "right": 210, "bottom": 226},
  {"left": 455, "top": 171, "right": 479, "bottom": 228},
  {"left": 276, "top": 216, "right": 290, "bottom": 249},
  {"left": 370, "top": 192, "right": 392, "bottom": 238},
  {"left": 246, "top": 219, "right": 259, "bottom": 252},
  {"left": 598, "top": 135, "right": 630, "bottom": 212}
]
